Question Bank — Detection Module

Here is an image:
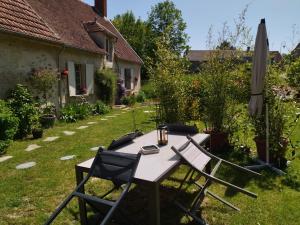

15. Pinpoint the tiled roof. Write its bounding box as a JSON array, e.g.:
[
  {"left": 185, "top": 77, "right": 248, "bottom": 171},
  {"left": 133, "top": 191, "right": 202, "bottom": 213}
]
[
  {"left": 187, "top": 50, "right": 282, "bottom": 62},
  {"left": 0, "top": 0, "right": 142, "bottom": 64},
  {"left": 0, "top": 0, "right": 60, "bottom": 41}
]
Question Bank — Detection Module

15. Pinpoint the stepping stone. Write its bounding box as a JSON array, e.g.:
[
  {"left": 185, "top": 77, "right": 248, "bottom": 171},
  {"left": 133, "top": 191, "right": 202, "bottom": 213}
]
[
  {"left": 0, "top": 156, "right": 13, "bottom": 163},
  {"left": 60, "top": 155, "right": 76, "bottom": 161},
  {"left": 25, "top": 144, "right": 41, "bottom": 152},
  {"left": 100, "top": 119, "right": 108, "bottom": 121},
  {"left": 87, "top": 122, "right": 97, "bottom": 125},
  {"left": 16, "top": 162, "right": 36, "bottom": 170},
  {"left": 106, "top": 116, "right": 116, "bottom": 118},
  {"left": 144, "top": 110, "right": 155, "bottom": 113},
  {"left": 43, "top": 136, "right": 59, "bottom": 142},
  {"left": 121, "top": 112, "right": 126, "bottom": 114},
  {"left": 63, "top": 131, "right": 76, "bottom": 136},
  {"left": 77, "top": 126, "right": 89, "bottom": 130},
  {"left": 114, "top": 114, "right": 121, "bottom": 116},
  {"left": 90, "top": 146, "right": 105, "bottom": 151}
]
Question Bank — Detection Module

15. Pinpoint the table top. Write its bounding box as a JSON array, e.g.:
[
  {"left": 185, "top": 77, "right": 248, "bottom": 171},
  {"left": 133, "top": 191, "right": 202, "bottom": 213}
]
[{"left": 77, "top": 131, "right": 210, "bottom": 183}]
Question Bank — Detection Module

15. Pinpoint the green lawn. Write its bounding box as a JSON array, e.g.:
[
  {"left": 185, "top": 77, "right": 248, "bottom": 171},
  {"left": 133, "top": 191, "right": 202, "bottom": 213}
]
[{"left": 0, "top": 105, "right": 299, "bottom": 225}]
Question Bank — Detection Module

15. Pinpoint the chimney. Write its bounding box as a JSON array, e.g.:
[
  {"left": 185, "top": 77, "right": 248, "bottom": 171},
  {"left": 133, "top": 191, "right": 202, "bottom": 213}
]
[{"left": 95, "top": 0, "right": 107, "bottom": 17}]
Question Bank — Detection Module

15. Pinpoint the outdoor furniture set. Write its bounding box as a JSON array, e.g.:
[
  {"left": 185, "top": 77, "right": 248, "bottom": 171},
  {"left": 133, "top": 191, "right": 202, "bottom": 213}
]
[{"left": 44, "top": 124, "right": 260, "bottom": 225}]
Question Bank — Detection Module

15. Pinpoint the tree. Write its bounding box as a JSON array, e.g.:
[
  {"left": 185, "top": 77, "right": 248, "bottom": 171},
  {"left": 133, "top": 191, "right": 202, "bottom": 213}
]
[
  {"left": 112, "top": 11, "right": 149, "bottom": 60},
  {"left": 112, "top": 11, "right": 152, "bottom": 80},
  {"left": 216, "top": 40, "right": 236, "bottom": 50},
  {"left": 147, "top": 0, "right": 189, "bottom": 55}
]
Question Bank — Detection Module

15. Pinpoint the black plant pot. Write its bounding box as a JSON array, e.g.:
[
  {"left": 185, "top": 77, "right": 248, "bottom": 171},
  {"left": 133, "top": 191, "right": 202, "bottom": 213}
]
[
  {"left": 40, "top": 114, "right": 56, "bottom": 129},
  {"left": 32, "top": 128, "right": 43, "bottom": 139}
]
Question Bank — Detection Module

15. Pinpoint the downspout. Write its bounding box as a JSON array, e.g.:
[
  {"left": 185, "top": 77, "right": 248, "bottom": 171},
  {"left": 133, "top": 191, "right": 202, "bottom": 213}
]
[{"left": 57, "top": 45, "right": 66, "bottom": 110}]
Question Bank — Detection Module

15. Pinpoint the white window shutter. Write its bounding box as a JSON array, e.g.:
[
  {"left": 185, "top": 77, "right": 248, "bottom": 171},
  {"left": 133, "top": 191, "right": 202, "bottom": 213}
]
[
  {"left": 68, "top": 61, "right": 76, "bottom": 96},
  {"left": 86, "top": 64, "right": 94, "bottom": 94},
  {"left": 131, "top": 68, "right": 134, "bottom": 89}
]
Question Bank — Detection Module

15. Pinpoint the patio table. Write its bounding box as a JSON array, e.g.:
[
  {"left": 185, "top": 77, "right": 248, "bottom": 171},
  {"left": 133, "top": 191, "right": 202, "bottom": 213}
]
[{"left": 75, "top": 130, "right": 210, "bottom": 225}]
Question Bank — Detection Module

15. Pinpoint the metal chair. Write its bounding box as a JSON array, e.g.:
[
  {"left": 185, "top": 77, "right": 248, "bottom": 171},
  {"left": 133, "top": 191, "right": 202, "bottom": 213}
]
[
  {"left": 107, "top": 130, "right": 143, "bottom": 150},
  {"left": 44, "top": 148, "right": 141, "bottom": 225},
  {"left": 171, "top": 136, "right": 260, "bottom": 225},
  {"left": 166, "top": 123, "right": 199, "bottom": 135}
]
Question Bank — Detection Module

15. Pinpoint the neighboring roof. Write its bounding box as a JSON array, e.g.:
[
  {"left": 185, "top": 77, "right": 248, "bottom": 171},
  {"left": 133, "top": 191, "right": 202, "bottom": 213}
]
[
  {"left": 187, "top": 50, "right": 237, "bottom": 62},
  {"left": 187, "top": 50, "right": 282, "bottom": 62},
  {"left": 0, "top": 0, "right": 60, "bottom": 42},
  {"left": 292, "top": 43, "right": 300, "bottom": 58},
  {"left": 0, "top": 0, "right": 142, "bottom": 64}
]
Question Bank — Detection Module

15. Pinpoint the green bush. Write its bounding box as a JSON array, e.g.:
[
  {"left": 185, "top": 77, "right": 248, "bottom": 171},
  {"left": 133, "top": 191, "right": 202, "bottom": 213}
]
[
  {"left": 136, "top": 91, "right": 146, "bottom": 103},
  {"left": 121, "top": 95, "right": 136, "bottom": 106},
  {"left": 141, "top": 81, "right": 157, "bottom": 99},
  {"left": 283, "top": 158, "right": 300, "bottom": 191},
  {"left": 0, "top": 100, "right": 19, "bottom": 154},
  {"left": 286, "top": 58, "right": 300, "bottom": 89},
  {"left": 92, "top": 101, "right": 110, "bottom": 115},
  {"left": 7, "top": 84, "right": 39, "bottom": 139},
  {"left": 60, "top": 103, "right": 91, "bottom": 123},
  {"left": 95, "top": 69, "right": 117, "bottom": 106}
]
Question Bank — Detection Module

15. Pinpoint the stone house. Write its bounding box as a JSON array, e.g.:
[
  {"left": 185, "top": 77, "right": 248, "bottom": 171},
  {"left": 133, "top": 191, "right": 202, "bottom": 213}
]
[{"left": 0, "top": 0, "right": 143, "bottom": 108}]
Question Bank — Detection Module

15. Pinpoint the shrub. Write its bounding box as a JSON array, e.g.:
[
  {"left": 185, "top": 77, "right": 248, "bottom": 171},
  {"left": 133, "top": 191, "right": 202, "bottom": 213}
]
[
  {"left": 60, "top": 103, "right": 91, "bottom": 123},
  {"left": 92, "top": 101, "right": 111, "bottom": 115},
  {"left": 148, "top": 36, "right": 188, "bottom": 123},
  {"left": 28, "top": 68, "right": 58, "bottom": 102},
  {"left": 121, "top": 95, "right": 136, "bottom": 106},
  {"left": 282, "top": 158, "right": 300, "bottom": 191},
  {"left": 95, "top": 69, "right": 117, "bottom": 106},
  {"left": 7, "top": 84, "right": 40, "bottom": 139},
  {"left": 136, "top": 91, "right": 146, "bottom": 103},
  {"left": 0, "top": 100, "right": 19, "bottom": 154},
  {"left": 286, "top": 58, "right": 300, "bottom": 89},
  {"left": 141, "top": 81, "right": 157, "bottom": 99}
]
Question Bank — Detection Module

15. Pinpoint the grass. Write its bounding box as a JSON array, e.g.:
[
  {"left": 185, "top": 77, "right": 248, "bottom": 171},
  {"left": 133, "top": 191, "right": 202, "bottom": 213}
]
[{"left": 0, "top": 104, "right": 299, "bottom": 225}]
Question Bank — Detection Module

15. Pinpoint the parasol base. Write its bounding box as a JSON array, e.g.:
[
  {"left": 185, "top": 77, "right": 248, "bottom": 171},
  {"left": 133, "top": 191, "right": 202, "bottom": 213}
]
[{"left": 245, "top": 158, "right": 286, "bottom": 176}]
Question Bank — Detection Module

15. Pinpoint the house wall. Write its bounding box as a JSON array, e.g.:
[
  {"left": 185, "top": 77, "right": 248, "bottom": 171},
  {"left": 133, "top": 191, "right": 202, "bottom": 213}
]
[
  {"left": 114, "top": 59, "right": 141, "bottom": 95},
  {"left": 58, "top": 48, "right": 103, "bottom": 106},
  {"left": 0, "top": 32, "right": 103, "bottom": 109},
  {"left": 0, "top": 33, "right": 59, "bottom": 105}
]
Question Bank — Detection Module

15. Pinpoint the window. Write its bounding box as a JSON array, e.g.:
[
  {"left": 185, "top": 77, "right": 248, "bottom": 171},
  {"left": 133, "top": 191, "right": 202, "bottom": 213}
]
[
  {"left": 75, "top": 64, "right": 86, "bottom": 95},
  {"left": 106, "top": 39, "right": 113, "bottom": 62},
  {"left": 124, "top": 68, "right": 132, "bottom": 89}
]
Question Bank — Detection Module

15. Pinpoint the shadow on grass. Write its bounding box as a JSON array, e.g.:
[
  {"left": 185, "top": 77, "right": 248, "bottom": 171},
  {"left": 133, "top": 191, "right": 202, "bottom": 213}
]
[{"left": 79, "top": 183, "right": 207, "bottom": 225}]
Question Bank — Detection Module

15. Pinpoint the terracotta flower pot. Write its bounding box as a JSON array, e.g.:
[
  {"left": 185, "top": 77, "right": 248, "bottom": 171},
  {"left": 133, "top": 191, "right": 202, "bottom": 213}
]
[
  {"left": 254, "top": 137, "right": 288, "bottom": 168},
  {"left": 204, "top": 129, "right": 229, "bottom": 152},
  {"left": 254, "top": 137, "right": 267, "bottom": 162}
]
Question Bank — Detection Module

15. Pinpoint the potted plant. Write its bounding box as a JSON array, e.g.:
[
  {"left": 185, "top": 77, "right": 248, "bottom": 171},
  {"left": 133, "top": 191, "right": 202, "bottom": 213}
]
[
  {"left": 39, "top": 103, "right": 56, "bottom": 128},
  {"left": 199, "top": 53, "right": 235, "bottom": 152},
  {"left": 32, "top": 125, "right": 43, "bottom": 139},
  {"left": 28, "top": 68, "right": 58, "bottom": 129},
  {"left": 251, "top": 65, "right": 289, "bottom": 169}
]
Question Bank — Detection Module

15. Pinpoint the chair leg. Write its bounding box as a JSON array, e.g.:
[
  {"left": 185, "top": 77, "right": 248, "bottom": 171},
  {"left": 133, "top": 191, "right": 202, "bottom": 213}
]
[
  {"left": 44, "top": 194, "right": 75, "bottom": 225},
  {"left": 191, "top": 179, "right": 211, "bottom": 212}
]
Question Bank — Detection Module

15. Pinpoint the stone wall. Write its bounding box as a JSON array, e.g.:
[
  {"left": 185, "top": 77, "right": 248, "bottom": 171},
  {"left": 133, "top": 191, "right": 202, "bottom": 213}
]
[{"left": 0, "top": 33, "right": 103, "bottom": 109}]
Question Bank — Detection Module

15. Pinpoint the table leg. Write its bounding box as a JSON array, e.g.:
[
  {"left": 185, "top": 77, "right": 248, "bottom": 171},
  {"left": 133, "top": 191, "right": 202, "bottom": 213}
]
[
  {"left": 75, "top": 166, "right": 88, "bottom": 225},
  {"left": 148, "top": 182, "right": 160, "bottom": 225}
]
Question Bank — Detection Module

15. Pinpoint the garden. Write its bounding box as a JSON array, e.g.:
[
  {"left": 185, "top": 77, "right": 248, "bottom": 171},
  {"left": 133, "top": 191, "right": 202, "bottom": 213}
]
[{"left": 1, "top": 1, "right": 300, "bottom": 224}]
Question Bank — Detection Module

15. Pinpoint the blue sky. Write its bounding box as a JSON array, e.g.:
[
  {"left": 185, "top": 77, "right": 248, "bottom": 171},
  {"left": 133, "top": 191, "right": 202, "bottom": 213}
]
[{"left": 85, "top": 0, "right": 300, "bottom": 53}]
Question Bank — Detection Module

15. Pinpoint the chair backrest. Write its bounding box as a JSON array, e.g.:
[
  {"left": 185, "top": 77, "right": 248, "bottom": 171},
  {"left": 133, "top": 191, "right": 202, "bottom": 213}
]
[
  {"left": 107, "top": 131, "right": 143, "bottom": 150},
  {"left": 166, "top": 123, "right": 199, "bottom": 135},
  {"left": 172, "top": 139, "right": 211, "bottom": 172},
  {"left": 90, "top": 148, "right": 141, "bottom": 185}
]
